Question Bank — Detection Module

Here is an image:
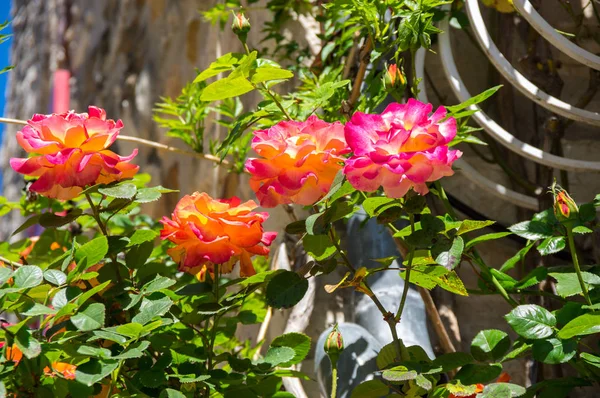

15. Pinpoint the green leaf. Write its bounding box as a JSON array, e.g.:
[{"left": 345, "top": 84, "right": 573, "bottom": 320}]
[
  {"left": 125, "top": 241, "right": 153, "bottom": 269},
  {"left": 75, "top": 359, "right": 119, "bottom": 386},
  {"left": 532, "top": 338, "right": 576, "bottom": 364},
  {"left": 261, "top": 346, "right": 295, "bottom": 367},
  {"left": 302, "top": 234, "right": 336, "bottom": 261},
  {"left": 479, "top": 383, "right": 524, "bottom": 398},
  {"left": 194, "top": 52, "right": 244, "bottom": 82},
  {"left": 250, "top": 66, "right": 293, "bottom": 83},
  {"left": 116, "top": 323, "right": 144, "bottom": 339},
  {"left": 266, "top": 270, "right": 308, "bottom": 309},
  {"left": 98, "top": 183, "right": 137, "bottom": 199},
  {"left": 537, "top": 236, "right": 566, "bottom": 256},
  {"left": 159, "top": 389, "right": 187, "bottom": 398},
  {"left": 134, "top": 188, "right": 162, "bottom": 203},
  {"left": 508, "top": 221, "right": 553, "bottom": 241},
  {"left": 201, "top": 76, "right": 254, "bottom": 101},
  {"left": 431, "top": 352, "right": 474, "bottom": 373},
  {"left": 433, "top": 236, "right": 464, "bottom": 270},
  {"left": 382, "top": 366, "right": 418, "bottom": 383},
  {"left": 557, "top": 313, "right": 600, "bottom": 339},
  {"left": 76, "top": 280, "right": 111, "bottom": 306},
  {"left": 13, "top": 265, "right": 43, "bottom": 289},
  {"left": 75, "top": 236, "right": 108, "bottom": 269},
  {"left": 132, "top": 295, "right": 173, "bottom": 325},
  {"left": 471, "top": 329, "right": 510, "bottom": 362},
  {"left": 500, "top": 242, "right": 534, "bottom": 272},
  {"left": 505, "top": 305, "right": 556, "bottom": 340},
  {"left": 39, "top": 209, "right": 83, "bottom": 228},
  {"left": 350, "top": 379, "right": 390, "bottom": 398},
  {"left": 44, "top": 269, "right": 67, "bottom": 286},
  {"left": 71, "top": 303, "right": 106, "bottom": 331},
  {"left": 572, "top": 225, "right": 593, "bottom": 234},
  {"left": 457, "top": 220, "right": 495, "bottom": 235},
  {"left": 455, "top": 363, "right": 502, "bottom": 385},
  {"left": 88, "top": 330, "right": 127, "bottom": 345},
  {"left": 549, "top": 272, "right": 600, "bottom": 298},
  {"left": 15, "top": 328, "right": 42, "bottom": 359},
  {"left": 12, "top": 214, "right": 41, "bottom": 236},
  {"left": 127, "top": 229, "right": 159, "bottom": 247},
  {"left": 501, "top": 340, "right": 532, "bottom": 361},
  {"left": 22, "top": 303, "right": 56, "bottom": 316},
  {"left": 362, "top": 197, "right": 398, "bottom": 217},
  {"left": 77, "top": 346, "right": 112, "bottom": 359},
  {"left": 143, "top": 276, "right": 176, "bottom": 293},
  {"left": 113, "top": 341, "right": 150, "bottom": 360},
  {"left": 516, "top": 267, "right": 548, "bottom": 289},
  {"left": 305, "top": 212, "right": 327, "bottom": 235},
  {"left": 269, "top": 332, "right": 311, "bottom": 366},
  {"left": 446, "top": 85, "right": 502, "bottom": 113}
]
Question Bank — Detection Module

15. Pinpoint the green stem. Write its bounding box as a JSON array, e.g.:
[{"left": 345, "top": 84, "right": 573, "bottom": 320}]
[
  {"left": 410, "top": 49, "right": 419, "bottom": 98},
  {"left": 330, "top": 366, "right": 338, "bottom": 398},
  {"left": 566, "top": 229, "right": 592, "bottom": 305},
  {"left": 207, "top": 264, "right": 222, "bottom": 370},
  {"left": 329, "top": 228, "right": 407, "bottom": 361},
  {"left": 85, "top": 193, "right": 108, "bottom": 236},
  {"left": 470, "top": 254, "right": 518, "bottom": 307},
  {"left": 395, "top": 215, "right": 415, "bottom": 322},
  {"left": 109, "top": 361, "right": 124, "bottom": 397}
]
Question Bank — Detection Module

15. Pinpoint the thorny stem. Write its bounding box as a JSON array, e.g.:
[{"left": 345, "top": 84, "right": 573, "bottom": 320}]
[{"left": 566, "top": 229, "right": 592, "bottom": 306}]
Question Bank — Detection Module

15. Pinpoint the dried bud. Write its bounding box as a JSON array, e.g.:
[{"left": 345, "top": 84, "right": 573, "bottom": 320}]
[
  {"left": 552, "top": 184, "right": 578, "bottom": 225},
  {"left": 232, "top": 12, "right": 251, "bottom": 42},
  {"left": 324, "top": 324, "right": 344, "bottom": 366}
]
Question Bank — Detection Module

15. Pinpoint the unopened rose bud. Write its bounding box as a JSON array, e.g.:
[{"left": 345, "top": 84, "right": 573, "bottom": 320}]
[
  {"left": 552, "top": 184, "right": 578, "bottom": 226},
  {"left": 324, "top": 324, "right": 344, "bottom": 365},
  {"left": 383, "top": 64, "right": 406, "bottom": 99},
  {"left": 232, "top": 12, "right": 251, "bottom": 42}
]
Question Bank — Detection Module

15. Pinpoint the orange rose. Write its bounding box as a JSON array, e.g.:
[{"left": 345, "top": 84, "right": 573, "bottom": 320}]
[
  {"left": 160, "top": 192, "right": 277, "bottom": 280},
  {"left": 245, "top": 115, "right": 349, "bottom": 207},
  {"left": 10, "top": 106, "right": 138, "bottom": 200}
]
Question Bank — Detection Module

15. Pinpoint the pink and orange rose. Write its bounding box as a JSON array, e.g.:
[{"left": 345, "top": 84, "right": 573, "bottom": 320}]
[
  {"left": 246, "top": 115, "right": 349, "bottom": 207},
  {"left": 343, "top": 99, "right": 461, "bottom": 198},
  {"left": 160, "top": 192, "right": 276, "bottom": 280},
  {"left": 10, "top": 106, "right": 138, "bottom": 200}
]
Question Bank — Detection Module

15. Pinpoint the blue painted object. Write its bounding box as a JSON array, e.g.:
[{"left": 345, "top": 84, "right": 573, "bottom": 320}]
[{"left": 315, "top": 209, "right": 434, "bottom": 397}]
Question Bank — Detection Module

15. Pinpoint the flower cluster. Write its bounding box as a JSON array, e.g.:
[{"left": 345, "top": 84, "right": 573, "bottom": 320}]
[
  {"left": 246, "top": 116, "right": 349, "bottom": 207},
  {"left": 10, "top": 106, "right": 138, "bottom": 200},
  {"left": 160, "top": 192, "right": 276, "bottom": 280},
  {"left": 246, "top": 99, "right": 460, "bottom": 205}
]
